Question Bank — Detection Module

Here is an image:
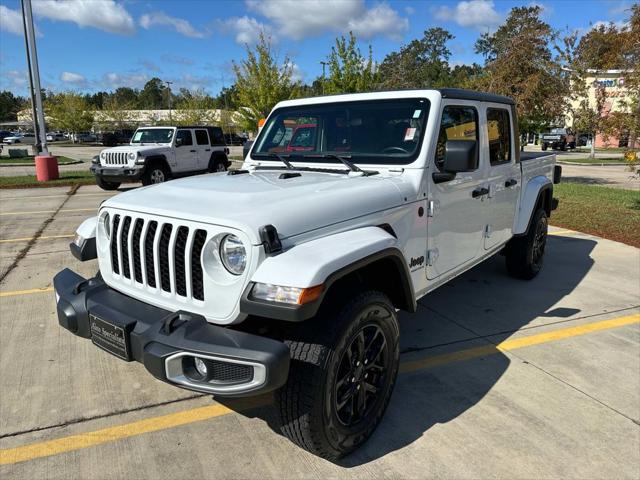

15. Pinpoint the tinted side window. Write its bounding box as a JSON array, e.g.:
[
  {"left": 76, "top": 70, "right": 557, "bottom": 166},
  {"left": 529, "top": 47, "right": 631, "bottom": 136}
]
[
  {"left": 176, "top": 130, "right": 193, "bottom": 146},
  {"left": 435, "top": 106, "right": 479, "bottom": 171},
  {"left": 210, "top": 127, "right": 225, "bottom": 145},
  {"left": 195, "top": 129, "right": 209, "bottom": 145},
  {"left": 487, "top": 108, "right": 511, "bottom": 165}
]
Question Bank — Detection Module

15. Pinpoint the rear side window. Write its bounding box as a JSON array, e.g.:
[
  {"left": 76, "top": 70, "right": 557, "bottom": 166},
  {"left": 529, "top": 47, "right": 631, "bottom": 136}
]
[
  {"left": 487, "top": 108, "right": 511, "bottom": 165},
  {"left": 210, "top": 127, "right": 225, "bottom": 146},
  {"left": 435, "top": 105, "right": 479, "bottom": 171},
  {"left": 195, "top": 129, "right": 209, "bottom": 145},
  {"left": 176, "top": 130, "right": 193, "bottom": 146}
]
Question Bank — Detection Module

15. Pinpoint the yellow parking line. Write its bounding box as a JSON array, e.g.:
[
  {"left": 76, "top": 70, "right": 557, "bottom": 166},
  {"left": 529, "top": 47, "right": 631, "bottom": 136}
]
[
  {"left": 0, "top": 287, "right": 54, "bottom": 298},
  {"left": 0, "top": 234, "right": 74, "bottom": 244},
  {"left": 0, "top": 312, "right": 637, "bottom": 466},
  {"left": 0, "top": 208, "right": 94, "bottom": 217}
]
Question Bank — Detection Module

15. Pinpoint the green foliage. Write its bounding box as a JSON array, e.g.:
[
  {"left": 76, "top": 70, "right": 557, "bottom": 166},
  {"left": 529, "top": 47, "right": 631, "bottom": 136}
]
[
  {"left": 324, "top": 32, "right": 376, "bottom": 94},
  {"left": 138, "top": 78, "right": 167, "bottom": 109},
  {"left": 174, "top": 89, "right": 218, "bottom": 126},
  {"left": 232, "top": 33, "right": 299, "bottom": 131},
  {"left": 0, "top": 90, "right": 27, "bottom": 121},
  {"left": 45, "top": 92, "right": 94, "bottom": 137},
  {"left": 377, "top": 28, "right": 454, "bottom": 89}
]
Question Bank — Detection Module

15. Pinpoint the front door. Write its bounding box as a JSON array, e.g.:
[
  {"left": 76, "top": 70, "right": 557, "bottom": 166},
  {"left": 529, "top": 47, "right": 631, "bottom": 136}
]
[
  {"left": 484, "top": 105, "right": 520, "bottom": 249},
  {"left": 174, "top": 129, "right": 197, "bottom": 172},
  {"left": 427, "top": 102, "right": 488, "bottom": 280}
]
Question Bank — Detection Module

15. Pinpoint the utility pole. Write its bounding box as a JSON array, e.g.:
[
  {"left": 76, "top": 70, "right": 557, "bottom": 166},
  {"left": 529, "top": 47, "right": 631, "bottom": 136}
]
[
  {"left": 20, "top": 0, "right": 38, "bottom": 149},
  {"left": 320, "top": 61, "right": 328, "bottom": 95},
  {"left": 165, "top": 80, "right": 173, "bottom": 122},
  {"left": 21, "top": 0, "right": 47, "bottom": 155}
]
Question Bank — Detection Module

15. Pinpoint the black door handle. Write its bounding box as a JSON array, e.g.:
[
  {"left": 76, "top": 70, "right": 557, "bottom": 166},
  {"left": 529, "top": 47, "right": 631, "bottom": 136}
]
[
  {"left": 472, "top": 187, "right": 489, "bottom": 198},
  {"left": 190, "top": 149, "right": 196, "bottom": 153},
  {"left": 505, "top": 179, "right": 518, "bottom": 187}
]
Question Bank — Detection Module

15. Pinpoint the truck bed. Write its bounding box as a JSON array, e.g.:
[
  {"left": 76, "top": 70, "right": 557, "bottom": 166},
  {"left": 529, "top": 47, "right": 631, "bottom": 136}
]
[{"left": 521, "top": 151, "right": 554, "bottom": 162}]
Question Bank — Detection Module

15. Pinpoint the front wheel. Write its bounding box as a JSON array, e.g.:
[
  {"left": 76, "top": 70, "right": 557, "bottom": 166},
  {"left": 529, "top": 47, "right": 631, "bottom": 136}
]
[
  {"left": 541, "top": 144, "right": 547, "bottom": 151},
  {"left": 505, "top": 208, "right": 548, "bottom": 279},
  {"left": 275, "top": 291, "right": 400, "bottom": 460},
  {"left": 142, "top": 164, "right": 170, "bottom": 186},
  {"left": 96, "top": 177, "right": 120, "bottom": 191}
]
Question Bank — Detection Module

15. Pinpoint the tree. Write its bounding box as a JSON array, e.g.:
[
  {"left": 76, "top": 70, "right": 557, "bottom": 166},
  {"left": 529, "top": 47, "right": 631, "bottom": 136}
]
[
  {"left": 113, "top": 87, "right": 139, "bottom": 106},
  {"left": 324, "top": 32, "right": 376, "bottom": 94},
  {"left": 138, "top": 78, "right": 166, "bottom": 109},
  {"left": 473, "top": 6, "right": 569, "bottom": 140},
  {"left": 232, "top": 32, "right": 299, "bottom": 132},
  {"left": 95, "top": 96, "right": 135, "bottom": 132},
  {"left": 174, "top": 89, "right": 217, "bottom": 126},
  {"left": 377, "top": 28, "right": 454, "bottom": 90},
  {"left": 46, "top": 92, "right": 94, "bottom": 139},
  {"left": 215, "top": 85, "right": 239, "bottom": 110},
  {"left": 450, "top": 64, "right": 484, "bottom": 88},
  {"left": 0, "top": 90, "right": 27, "bottom": 121}
]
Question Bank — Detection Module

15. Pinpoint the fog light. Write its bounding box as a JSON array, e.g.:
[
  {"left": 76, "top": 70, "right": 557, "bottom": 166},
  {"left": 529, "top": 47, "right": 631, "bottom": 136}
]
[{"left": 194, "top": 357, "right": 208, "bottom": 377}]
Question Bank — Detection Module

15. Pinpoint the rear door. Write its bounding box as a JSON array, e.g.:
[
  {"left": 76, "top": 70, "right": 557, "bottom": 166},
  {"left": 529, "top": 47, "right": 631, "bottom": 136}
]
[
  {"left": 483, "top": 105, "right": 520, "bottom": 249},
  {"left": 194, "top": 129, "right": 211, "bottom": 169},
  {"left": 427, "top": 102, "right": 488, "bottom": 280},
  {"left": 174, "top": 129, "right": 197, "bottom": 172}
]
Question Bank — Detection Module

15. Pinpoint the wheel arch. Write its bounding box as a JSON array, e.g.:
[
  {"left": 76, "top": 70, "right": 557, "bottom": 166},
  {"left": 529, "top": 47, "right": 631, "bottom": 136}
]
[
  {"left": 514, "top": 177, "right": 553, "bottom": 236},
  {"left": 208, "top": 151, "right": 230, "bottom": 169},
  {"left": 144, "top": 154, "right": 169, "bottom": 171}
]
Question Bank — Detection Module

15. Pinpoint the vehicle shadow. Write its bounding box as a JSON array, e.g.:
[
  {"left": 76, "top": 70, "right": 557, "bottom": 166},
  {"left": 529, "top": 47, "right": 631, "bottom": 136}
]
[{"left": 221, "top": 235, "right": 597, "bottom": 466}]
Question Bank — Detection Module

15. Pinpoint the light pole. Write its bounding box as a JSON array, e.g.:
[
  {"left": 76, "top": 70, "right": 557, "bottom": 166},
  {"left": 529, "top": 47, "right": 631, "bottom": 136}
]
[
  {"left": 164, "top": 80, "right": 173, "bottom": 122},
  {"left": 320, "top": 61, "right": 328, "bottom": 95}
]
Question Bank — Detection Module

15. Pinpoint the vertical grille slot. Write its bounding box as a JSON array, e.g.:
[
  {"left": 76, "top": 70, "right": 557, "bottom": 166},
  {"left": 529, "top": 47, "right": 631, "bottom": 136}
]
[
  {"left": 174, "top": 227, "right": 189, "bottom": 297},
  {"left": 110, "top": 214, "right": 121, "bottom": 274},
  {"left": 159, "top": 224, "right": 173, "bottom": 292},
  {"left": 120, "top": 217, "right": 132, "bottom": 279},
  {"left": 132, "top": 219, "right": 144, "bottom": 283},
  {"left": 191, "top": 230, "right": 207, "bottom": 301},
  {"left": 144, "top": 221, "right": 158, "bottom": 288}
]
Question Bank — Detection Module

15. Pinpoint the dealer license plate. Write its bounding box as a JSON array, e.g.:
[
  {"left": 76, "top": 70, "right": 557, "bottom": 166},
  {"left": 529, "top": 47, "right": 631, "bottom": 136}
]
[{"left": 89, "top": 313, "right": 131, "bottom": 360}]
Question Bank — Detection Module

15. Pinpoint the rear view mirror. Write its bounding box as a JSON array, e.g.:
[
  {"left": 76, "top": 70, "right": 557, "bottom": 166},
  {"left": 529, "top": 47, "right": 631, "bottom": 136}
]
[
  {"left": 175, "top": 138, "right": 184, "bottom": 147},
  {"left": 443, "top": 140, "right": 477, "bottom": 173}
]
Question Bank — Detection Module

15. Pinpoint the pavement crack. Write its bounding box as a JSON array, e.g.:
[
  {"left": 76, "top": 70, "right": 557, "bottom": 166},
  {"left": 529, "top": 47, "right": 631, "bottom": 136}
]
[
  {"left": 0, "top": 185, "right": 80, "bottom": 285},
  {"left": 0, "top": 393, "right": 207, "bottom": 440}
]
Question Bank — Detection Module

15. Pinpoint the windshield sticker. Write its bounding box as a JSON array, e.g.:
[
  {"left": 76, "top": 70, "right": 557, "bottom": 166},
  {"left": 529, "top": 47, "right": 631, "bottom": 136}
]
[
  {"left": 404, "top": 127, "right": 417, "bottom": 141},
  {"left": 413, "top": 109, "right": 422, "bottom": 119},
  {"left": 133, "top": 131, "right": 143, "bottom": 142}
]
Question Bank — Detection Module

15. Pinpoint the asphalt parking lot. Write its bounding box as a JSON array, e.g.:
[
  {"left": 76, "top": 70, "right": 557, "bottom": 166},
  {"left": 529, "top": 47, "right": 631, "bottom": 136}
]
[{"left": 0, "top": 184, "right": 638, "bottom": 479}]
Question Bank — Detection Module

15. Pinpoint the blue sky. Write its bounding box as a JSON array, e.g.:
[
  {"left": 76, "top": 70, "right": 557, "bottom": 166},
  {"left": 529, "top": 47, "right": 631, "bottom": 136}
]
[{"left": 0, "top": 0, "right": 633, "bottom": 96}]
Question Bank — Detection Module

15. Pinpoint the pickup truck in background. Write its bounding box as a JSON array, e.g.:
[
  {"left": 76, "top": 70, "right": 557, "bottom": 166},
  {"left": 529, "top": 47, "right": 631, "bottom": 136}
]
[
  {"left": 55, "top": 88, "right": 561, "bottom": 460},
  {"left": 91, "top": 125, "right": 230, "bottom": 190},
  {"left": 541, "top": 127, "right": 576, "bottom": 151}
]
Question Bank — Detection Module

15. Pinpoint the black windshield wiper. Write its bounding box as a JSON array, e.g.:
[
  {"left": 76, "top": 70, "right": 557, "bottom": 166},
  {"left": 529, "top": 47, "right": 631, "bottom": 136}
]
[
  {"left": 268, "top": 152, "right": 294, "bottom": 170},
  {"left": 304, "top": 154, "right": 375, "bottom": 176}
]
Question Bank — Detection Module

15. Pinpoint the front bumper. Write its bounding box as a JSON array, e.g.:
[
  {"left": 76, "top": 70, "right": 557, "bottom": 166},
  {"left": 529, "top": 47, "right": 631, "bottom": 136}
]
[
  {"left": 91, "top": 165, "right": 144, "bottom": 182},
  {"left": 53, "top": 268, "right": 290, "bottom": 397}
]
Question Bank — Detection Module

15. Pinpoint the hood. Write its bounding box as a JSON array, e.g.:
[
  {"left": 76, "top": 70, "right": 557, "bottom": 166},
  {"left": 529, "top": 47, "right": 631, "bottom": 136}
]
[
  {"left": 103, "top": 170, "right": 411, "bottom": 244},
  {"left": 104, "top": 145, "right": 170, "bottom": 153}
]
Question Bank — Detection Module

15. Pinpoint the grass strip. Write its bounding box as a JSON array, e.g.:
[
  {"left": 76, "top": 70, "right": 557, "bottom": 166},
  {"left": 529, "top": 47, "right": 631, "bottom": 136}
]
[
  {"left": 0, "top": 156, "right": 78, "bottom": 165},
  {"left": 0, "top": 170, "right": 95, "bottom": 189}
]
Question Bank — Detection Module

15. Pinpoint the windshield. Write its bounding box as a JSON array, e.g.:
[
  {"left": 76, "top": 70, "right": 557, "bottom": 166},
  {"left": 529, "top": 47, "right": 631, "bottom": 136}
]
[
  {"left": 131, "top": 128, "right": 174, "bottom": 144},
  {"left": 252, "top": 98, "right": 429, "bottom": 165},
  {"left": 549, "top": 128, "right": 566, "bottom": 134}
]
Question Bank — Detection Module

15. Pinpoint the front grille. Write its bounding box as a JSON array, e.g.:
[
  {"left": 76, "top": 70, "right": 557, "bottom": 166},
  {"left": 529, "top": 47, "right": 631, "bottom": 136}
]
[
  {"left": 205, "top": 359, "right": 253, "bottom": 383},
  {"left": 103, "top": 152, "right": 130, "bottom": 165},
  {"left": 109, "top": 215, "right": 207, "bottom": 301}
]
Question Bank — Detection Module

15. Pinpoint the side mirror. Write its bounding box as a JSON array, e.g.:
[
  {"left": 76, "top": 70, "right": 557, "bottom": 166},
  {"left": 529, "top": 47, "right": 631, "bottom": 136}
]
[
  {"left": 243, "top": 140, "right": 254, "bottom": 159},
  {"left": 175, "top": 138, "right": 184, "bottom": 147},
  {"left": 433, "top": 140, "right": 477, "bottom": 183}
]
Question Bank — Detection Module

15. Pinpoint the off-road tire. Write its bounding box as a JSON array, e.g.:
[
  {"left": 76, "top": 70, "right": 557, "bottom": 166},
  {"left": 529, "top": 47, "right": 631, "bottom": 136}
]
[
  {"left": 96, "top": 177, "right": 120, "bottom": 191},
  {"left": 142, "top": 162, "right": 170, "bottom": 186},
  {"left": 505, "top": 208, "right": 548, "bottom": 279},
  {"left": 541, "top": 144, "right": 547, "bottom": 151},
  {"left": 275, "top": 290, "right": 400, "bottom": 460},
  {"left": 208, "top": 156, "right": 228, "bottom": 173}
]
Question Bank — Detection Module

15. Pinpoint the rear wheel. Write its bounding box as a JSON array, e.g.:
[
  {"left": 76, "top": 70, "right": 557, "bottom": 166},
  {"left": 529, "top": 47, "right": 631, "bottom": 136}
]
[
  {"left": 208, "top": 156, "right": 228, "bottom": 173},
  {"left": 96, "top": 177, "right": 120, "bottom": 191},
  {"left": 505, "top": 208, "right": 548, "bottom": 279},
  {"left": 275, "top": 291, "right": 399, "bottom": 460},
  {"left": 541, "top": 144, "right": 547, "bottom": 151},
  {"left": 142, "top": 163, "right": 170, "bottom": 186}
]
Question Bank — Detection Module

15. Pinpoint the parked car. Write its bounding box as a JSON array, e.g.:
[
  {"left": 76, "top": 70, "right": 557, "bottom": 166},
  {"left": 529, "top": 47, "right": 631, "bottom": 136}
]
[
  {"left": 56, "top": 88, "right": 561, "bottom": 460},
  {"left": 46, "top": 132, "right": 66, "bottom": 142},
  {"left": 541, "top": 127, "right": 576, "bottom": 151},
  {"left": 73, "top": 132, "right": 97, "bottom": 143},
  {"left": 98, "top": 129, "right": 135, "bottom": 147},
  {"left": 3, "top": 132, "right": 36, "bottom": 144},
  {"left": 0, "top": 130, "right": 13, "bottom": 142},
  {"left": 223, "top": 133, "right": 247, "bottom": 146},
  {"left": 91, "top": 125, "right": 230, "bottom": 190}
]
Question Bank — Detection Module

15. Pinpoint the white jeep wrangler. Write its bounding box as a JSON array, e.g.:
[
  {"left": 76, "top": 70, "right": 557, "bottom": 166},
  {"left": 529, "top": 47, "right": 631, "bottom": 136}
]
[
  {"left": 91, "top": 125, "right": 230, "bottom": 190},
  {"left": 56, "top": 89, "right": 561, "bottom": 459}
]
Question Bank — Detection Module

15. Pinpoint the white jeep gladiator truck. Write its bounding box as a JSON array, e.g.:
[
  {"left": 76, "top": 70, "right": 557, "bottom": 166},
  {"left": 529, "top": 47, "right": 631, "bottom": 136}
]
[
  {"left": 91, "top": 125, "right": 230, "bottom": 190},
  {"left": 55, "top": 89, "right": 561, "bottom": 459}
]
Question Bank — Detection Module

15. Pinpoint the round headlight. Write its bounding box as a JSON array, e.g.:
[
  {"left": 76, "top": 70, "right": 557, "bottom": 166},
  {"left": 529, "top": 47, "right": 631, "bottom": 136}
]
[
  {"left": 102, "top": 212, "right": 111, "bottom": 240},
  {"left": 219, "top": 235, "right": 246, "bottom": 275},
  {"left": 100, "top": 152, "right": 106, "bottom": 159},
  {"left": 127, "top": 152, "right": 136, "bottom": 160}
]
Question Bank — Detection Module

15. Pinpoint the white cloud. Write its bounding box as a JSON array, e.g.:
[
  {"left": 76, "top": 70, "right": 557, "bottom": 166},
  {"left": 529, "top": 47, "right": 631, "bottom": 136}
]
[
  {"left": 102, "top": 72, "right": 149, "bottom": 89},
  {"left": 591, "top": 20, "right": 629, "bottom": 31},
  {"left": 0, "top": 5, "right": 23, "bottom": 36},
  {"left": 246, "top": 0, "right": 407, "bottom": 40},
  {"left": 4, "top": 70, "right": 28, "bottom": 89},
  {"left": 139, "top": 11, "right": 207, "bottom": 38},
  {"left": 220, "top": 16, "right": 273, "bottom": 45},
  {"left": 60, "top": 71, "right": 86, "bottom": 84},
  {"left": 434, "top": 0, "right": 504, "bottom": 32},
  {"left": 32, "top": 0, "right": 134, "bottom": 35}
]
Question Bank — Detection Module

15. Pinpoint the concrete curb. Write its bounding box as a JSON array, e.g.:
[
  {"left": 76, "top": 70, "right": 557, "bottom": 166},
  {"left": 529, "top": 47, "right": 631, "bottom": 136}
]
[
  {"left": 557, "top": 161, "right": 627, "bottom": 166},
  {"left": 0, "top": 160, "right": 84, "bottom": 167}
]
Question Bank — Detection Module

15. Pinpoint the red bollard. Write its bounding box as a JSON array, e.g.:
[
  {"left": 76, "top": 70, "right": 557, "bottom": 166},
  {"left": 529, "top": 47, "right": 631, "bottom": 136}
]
[{"left": 35, "top": 155, "right": 59, "bottom": 181}]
